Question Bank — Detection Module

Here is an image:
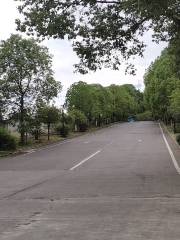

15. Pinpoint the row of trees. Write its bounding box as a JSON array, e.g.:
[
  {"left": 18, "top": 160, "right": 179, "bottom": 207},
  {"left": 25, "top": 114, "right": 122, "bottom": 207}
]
[
  {"left": 144, "top": 43, "right": 180, "bottom": 132},
  {"left": 65, "top": 81, "right": 144, "bottom": 127},
  {"left": 0, "top": 34, "right": 144, "bottom": 146}
]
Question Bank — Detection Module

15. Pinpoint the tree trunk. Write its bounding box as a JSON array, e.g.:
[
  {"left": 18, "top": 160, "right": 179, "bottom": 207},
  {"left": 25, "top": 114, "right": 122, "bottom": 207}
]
[
  {"left": 47, "top": 123, "right": 50, "bottom": 141},
  {"left": 174, "top": 120, "right": 176, "bottom": 133},
  {"left": 173, "top": 120, "right": 176, "bottom": 133},
  {"left": 20, "top": 95, "right": 25, "bottom": 145},
  {"left": 25, "top": 131, "right": 28, "bottom": 145},
  {"left": 35, "top": 130, "right": 39, "bottom": 140}
]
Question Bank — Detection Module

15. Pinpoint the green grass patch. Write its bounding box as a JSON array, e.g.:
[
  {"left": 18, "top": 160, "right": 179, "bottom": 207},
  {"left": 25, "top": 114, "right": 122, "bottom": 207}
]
[{"left": 164, "top": 124, "right": 180, "bottom": 146}]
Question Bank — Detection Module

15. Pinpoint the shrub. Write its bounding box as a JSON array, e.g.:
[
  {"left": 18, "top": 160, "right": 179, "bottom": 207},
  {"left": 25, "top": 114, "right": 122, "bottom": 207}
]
[
  {"left": 79, "top": 122, "right": 88, "bottom": 132},
  {"left": 0, "top": 128, "right": 17, "bottom": 150},
  {"left": 58, "top": 124, "right": 70, "bottom": 137},
  {"left": 135, "top": 111, "right": 153, "bottom": 121},
  {"left": 68, "top": 109, "right": 88, "bottom": 131},
  {"left": 176, "top": 134, "right": 180, "bottom": 145}
]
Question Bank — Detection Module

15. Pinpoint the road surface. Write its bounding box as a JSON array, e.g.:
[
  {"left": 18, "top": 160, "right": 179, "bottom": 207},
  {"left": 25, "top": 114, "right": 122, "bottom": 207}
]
[{"left": 0, "top": 121, "right": 180, "bottom": 240}]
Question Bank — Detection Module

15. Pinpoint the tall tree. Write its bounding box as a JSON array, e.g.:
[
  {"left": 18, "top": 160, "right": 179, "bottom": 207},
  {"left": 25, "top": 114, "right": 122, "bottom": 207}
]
[
  {"left": 65, "top": 81, "right": 94, "bottom": 121},
  {"left": 15, "top": 0, "right": 180, "bottom": 73},
  {"left": 108, "top": 84, "right": 137, "bottom": 121},
  {"left": 68, "top": 109, "right": 88, "bottom": 131},
  {"left": 90, "top": 84, "right": 113, "bottom": 125},
  {"left": 0, "top": 34, "right": 61, "bottom": 144},
  {"left": 144, "top": 47, "right": 179, "bottom": 121}
]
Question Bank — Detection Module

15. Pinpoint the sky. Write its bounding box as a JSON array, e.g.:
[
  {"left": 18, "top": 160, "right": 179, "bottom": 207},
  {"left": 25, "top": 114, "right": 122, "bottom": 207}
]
[{"left": 0, "top": 0, "right": 167, "bottom": 105}]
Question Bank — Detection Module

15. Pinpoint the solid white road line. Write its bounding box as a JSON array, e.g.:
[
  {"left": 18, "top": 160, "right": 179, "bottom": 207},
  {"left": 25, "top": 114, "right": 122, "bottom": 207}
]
[
  {"left": 159, "top": 123, "right": 180, "bottom": 174},
  {"left": 70, "top": 150, "right": 102, "bottom": 171}
]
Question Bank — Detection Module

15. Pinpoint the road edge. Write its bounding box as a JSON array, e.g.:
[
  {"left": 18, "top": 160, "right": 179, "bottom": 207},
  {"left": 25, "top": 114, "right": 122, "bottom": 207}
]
[{"left": 159, "top": 122, "right": 180, "bottom": 174}]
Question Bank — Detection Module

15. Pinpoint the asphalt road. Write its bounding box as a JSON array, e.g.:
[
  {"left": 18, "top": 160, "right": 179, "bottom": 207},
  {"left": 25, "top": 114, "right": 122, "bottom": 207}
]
[{"left": 0, "top": 121, "right": 180, "bottom": 240}]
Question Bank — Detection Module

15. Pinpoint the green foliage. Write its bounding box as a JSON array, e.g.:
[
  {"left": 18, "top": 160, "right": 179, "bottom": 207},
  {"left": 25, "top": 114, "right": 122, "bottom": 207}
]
[
  {"left": 0, "top": 34, "right": 61, "bottom": 144},
  {"left": 66, "top": 81, "right": 93, "bottom": 119},
  {"left": 26, "top": 113, "right": 42, "bottom": 140},
  {"left": 170, "top": 89, "right": 180, "bottom": 120},
  {"left": 38, "top": 105, "right": 60, "bottom": 125},
  {"left": 66, "top": 81, "right": 143, "bottom": 125},
  {"left": 15, "top": 0, "right": 180, "bottom": 73},
  {"left": 107, "top": 84, "right": 140, "bottom": 121},
  {"left": 176, "top": 134, "right": 180, "bottom": 145},
  {"left": 38, "top": 105, "right": 60, "bottom": 140},
  {"left": 0, "top": 128, "right": 17, "bottom": 150},
  {"left": 68, "top": 109, "right": 88, "bottom": 131},
  {"left": 135, "top": 111, "right": 153, "bottom": 121},
  {"left": 79, "top": 123, "right": 88, "bottom": 132},
  {"left": 144, "top": 46, "right": 180, "bottom": 121},
  {"left": 91, "top": 84, "right": 113, "bottom": 124},
  {"left": 57, "top": 124, "right": 70, "bottom": 138}
]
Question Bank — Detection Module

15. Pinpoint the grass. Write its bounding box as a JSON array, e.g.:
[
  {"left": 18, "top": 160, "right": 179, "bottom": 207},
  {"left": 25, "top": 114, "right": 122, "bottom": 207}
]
[
  {"left": 0, "top": 150, "right": 14, "bottom": 158},
  {"left": 0, "top": 123, "right": 115, "bottom": 158},
  {"left": 19, "top": 135, "right": 64, "bottom": 151},
  {"left": 0, "top": 134, "right": 64, "bottom": 158}
]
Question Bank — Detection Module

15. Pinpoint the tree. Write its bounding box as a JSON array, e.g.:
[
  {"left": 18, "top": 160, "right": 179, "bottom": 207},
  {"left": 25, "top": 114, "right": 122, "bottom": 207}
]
[
  {"left": 170, "top": 89, "right": 180, "bottom": 132},
  {"left": 68, "top": 109, "right": 88, "bottom": 131},
  {"left": 108, "top": 84, "right": 137, "bottom": 121},
  {"left": 90, "top": 84, "right": 113, "bottom": 126},
  {"left": 26, "top": 111, "right": 41, "bottom": 141},
  {"left": 0, "top": 99, "right": 4, "bottom": 124},
  {"left": 144, "top": 47, "right": 179, "bottom": 121},
  {"left": 38, "top": 105, "right": 60, "bottom": 140},
  {"left": 0, "top": 34, "right": 61, "bottom": 144},
  {"left": 65, "top": 81, "right": 141, "bottom": 125},
  {"left": 15, "top": 0, "right": 180, "bottom": 73},
  {"left": 65, "top": 81, "right": 94, "bottom": 121},
  {"left": 170, "top": 89, "right": 180, "bottom": 117}
]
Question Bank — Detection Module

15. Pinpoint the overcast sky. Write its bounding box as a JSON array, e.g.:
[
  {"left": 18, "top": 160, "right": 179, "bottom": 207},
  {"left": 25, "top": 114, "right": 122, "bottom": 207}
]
[{"left": 0, "top": 0, "right": 167, "bottom": 105}]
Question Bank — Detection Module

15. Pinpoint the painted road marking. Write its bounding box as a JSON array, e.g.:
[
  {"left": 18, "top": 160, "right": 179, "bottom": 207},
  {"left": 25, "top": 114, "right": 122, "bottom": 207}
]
[
  {"left": 70, "top": 150, "right": 102, "bottom": 171},
  {"left": 159, "top": 123, "right": 180, "bottom": 174}
]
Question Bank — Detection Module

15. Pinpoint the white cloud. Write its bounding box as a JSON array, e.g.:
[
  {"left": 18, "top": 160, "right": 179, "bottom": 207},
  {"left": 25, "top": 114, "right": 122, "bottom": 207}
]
[{"left": 0, "top": 0, "right": 168, "bottom": 105}]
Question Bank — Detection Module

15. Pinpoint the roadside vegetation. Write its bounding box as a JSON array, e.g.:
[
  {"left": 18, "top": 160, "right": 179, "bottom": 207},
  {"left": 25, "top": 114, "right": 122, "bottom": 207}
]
[
  {"left": 0, "top": 79, "right": 144, "bottom": 154},
  {"left": 0, "top": 35, "right": 144, "bottom": 154},
  {"left": 144, "top": 42, "right": 180, "bottom": 144},
  {"left": 1, "top": 0, "right": 180, "bottom": 153}
]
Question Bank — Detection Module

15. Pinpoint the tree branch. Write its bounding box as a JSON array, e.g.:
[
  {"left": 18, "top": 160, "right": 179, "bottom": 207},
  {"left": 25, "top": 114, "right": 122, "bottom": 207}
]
[
  {"left": 129, "top": 17, "right": 149, "bottom": 34},
  {"left": 96, "top": 0, "right": 119, "bottom": 3}
]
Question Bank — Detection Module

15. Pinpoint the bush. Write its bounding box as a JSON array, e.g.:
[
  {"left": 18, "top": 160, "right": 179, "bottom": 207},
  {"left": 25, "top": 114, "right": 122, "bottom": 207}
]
[
  {"left": 176, "top": 134, "right": 180, "bottom": 145},
  {"left": 0, "top": 128, "right": 17, "bottom": 150},
  {"left": 135, "top": 111, "right": 153, "bottom": 121},
  {"left": 58, "top": 124, "right": 70, "bottom": 137},
  {"left": 68, "top": 109, "right": 88, "bottom": 131},
  {"left": 79, "top": 122, "right": 88, "bottom": 132}
]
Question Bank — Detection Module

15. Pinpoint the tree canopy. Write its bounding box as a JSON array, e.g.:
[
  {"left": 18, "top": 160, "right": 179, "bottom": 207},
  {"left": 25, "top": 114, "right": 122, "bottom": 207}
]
[
  {"left": 144, "top": 45, "right": 180, "bottom": 123},
  {"left": 0, "top": 34, "right": 61, "bottom": 143},
  {"left": 38, "top": 105, "right": 60, "bottom": 140},
  {"left": 15, "top": 0, "right": 180, "bottom": 73},
  {"left": 170, "top": 89, "right": 180, "bottom": 120},
  {"left": 65, "top": 81, "right": 143, "bottom": 124}
]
